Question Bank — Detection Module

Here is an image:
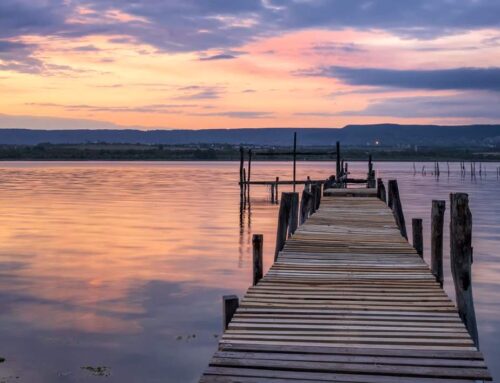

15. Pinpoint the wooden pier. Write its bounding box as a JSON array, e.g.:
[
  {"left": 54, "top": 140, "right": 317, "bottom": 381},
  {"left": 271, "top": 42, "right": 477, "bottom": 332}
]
[{"left": 200, "top": 185, "right": 491, "bottom": 381}]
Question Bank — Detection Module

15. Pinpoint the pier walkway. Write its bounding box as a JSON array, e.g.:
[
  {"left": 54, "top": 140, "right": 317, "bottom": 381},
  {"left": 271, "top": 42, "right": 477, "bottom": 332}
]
[{"left": 200, "top": 192, "right": 491, "bottom": 382}]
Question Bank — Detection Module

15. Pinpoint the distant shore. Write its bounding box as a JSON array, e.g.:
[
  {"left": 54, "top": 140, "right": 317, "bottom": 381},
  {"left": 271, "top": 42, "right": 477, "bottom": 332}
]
[{"left": 0, "top": 143, "right": 499, "bottom": 161}]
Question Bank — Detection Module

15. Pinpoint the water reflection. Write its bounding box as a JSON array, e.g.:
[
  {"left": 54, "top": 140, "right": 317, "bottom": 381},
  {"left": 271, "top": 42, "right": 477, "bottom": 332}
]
[{"left": 0, "top": 161, "right": 499, "bottom": 382}]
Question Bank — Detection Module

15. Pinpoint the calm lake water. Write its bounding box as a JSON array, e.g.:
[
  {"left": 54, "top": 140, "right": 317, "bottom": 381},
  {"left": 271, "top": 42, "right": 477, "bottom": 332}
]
[{"left": 0, "top": 161, "right": 499, "bottom": 382}]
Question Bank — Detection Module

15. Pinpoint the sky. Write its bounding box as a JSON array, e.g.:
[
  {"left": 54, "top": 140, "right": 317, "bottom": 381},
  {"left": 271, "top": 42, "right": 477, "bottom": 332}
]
[{"left": 1, "top": 0, "right": 500, "bottom": 130}]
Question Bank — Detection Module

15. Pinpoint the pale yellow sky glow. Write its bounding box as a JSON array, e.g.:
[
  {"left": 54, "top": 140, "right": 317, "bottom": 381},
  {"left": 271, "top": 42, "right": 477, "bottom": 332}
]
[{"left": 1, "top": 1, "right": 500, "bottom": 129}]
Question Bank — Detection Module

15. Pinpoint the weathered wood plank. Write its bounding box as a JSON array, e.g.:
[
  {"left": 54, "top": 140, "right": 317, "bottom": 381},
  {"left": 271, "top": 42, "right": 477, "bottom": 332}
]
[{"left": 200, "top": 193, "right": 491, "bottom": 382}]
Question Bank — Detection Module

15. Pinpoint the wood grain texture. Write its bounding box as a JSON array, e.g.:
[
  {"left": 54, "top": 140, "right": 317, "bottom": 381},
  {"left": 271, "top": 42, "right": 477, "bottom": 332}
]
[{"left": 201, "top": 194, "right": 491, "bottom": 382}]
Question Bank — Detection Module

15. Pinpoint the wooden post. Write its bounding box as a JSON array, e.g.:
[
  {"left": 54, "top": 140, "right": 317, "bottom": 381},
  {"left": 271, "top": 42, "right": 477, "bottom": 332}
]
[
  {"left": 274, "top": 192, "right": 295, "bottom": 260},
  {"left": 252, "top": 234, "right": 263, "bottom": 286},
  {"left": 310, "top": 183, "right": 318, "bottom": 213},
  {"left": 450, "top": 193, "right": 479, "bottom": 348},
  {"left": 270, "top": 182, "right": 275, "bottom": 202},
  {"left": 239, "top": 146, "right": 244, "bottom": 189},
  {"left": 293, "top": 132, "right": 297, "bottom": 192},
  {"left": 388, "top": 180, "right": 408, "bottom": 239},
  {"left": 315, "top": 183, "right": 322, "bottom": 210},
  {"left": 247, "top": 149, "right": 252, "bottom": 184},
  {"left": 412, "top": 218, "right": 423, "bottom": 258},
  {"left": 300, "top": 187, "right": 313, "bottom": 225},
  {"left": 275, "top": 177, "right": 279, "bottom": 203},
  {"left": 222, "top": 295, "right": 239, "bottom": 331},
  {"left": 289, "top": 192, "right": 299, "bottom": 236},
  {"left": 377, "top": 178, "right": 387, "bottom": 203},
  {"left": 242, "top": 168, "right": 247, "bottom": 200},
  {"left": 336, "top": 141, "right": 341, "bottom": 180},
  {"left": 368, "top": 154, "right": 373, "bottom": 177},
  {"left": 431, "top": 200, "right": 446, "bottom": 287}
]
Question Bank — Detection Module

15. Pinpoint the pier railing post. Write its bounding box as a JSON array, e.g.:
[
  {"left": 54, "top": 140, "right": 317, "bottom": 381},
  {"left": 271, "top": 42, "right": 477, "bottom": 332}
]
[
  {"left": 252, "top": 234, "right": 263, "bottom": 286},
  {"left": 431, "top": 200, "right": 446, "bottom": 287},
  {"left": 310, "top": 184, "right": 318, "bottom": 213},
  {"left": 377, "top": 178, "right": 387, "bottom": 203},
  {"left": 222, "top": 295, "right": 239, "bottom": 331},
  {"left": 289, "top": 193, "right": 299, "bottom": 236},
  {"left": 450, "top": 193, "right": 479, "bottom": 348},
  {"left": 412, "top": 218, "right": 423, "bottom": 258},
  {"left": 314, "top": 183, "right": 322, "bottom": 209},
  {"left": 239, "top": 146, "right": 244, "bottom": 197},
  {"left": 275, "top": 177, "right": 279, "bottom": 203},
  {"left": 367, "top": 154, "right": 376, "bottom": 188},
  {"left": 336, "top": 141, "right": 341, "bottom": 180},
  {"left": 274, "top": 192, "right": 299, "bottom": 260},
  {"left": 247, "top": 149, "right": 252, "bottom": 199},
  {"left": 300, "top": 187, "right": 313, "bottom": 225},
  {"left": 388, "top": 180, "right": 408, "bottom": 239}
]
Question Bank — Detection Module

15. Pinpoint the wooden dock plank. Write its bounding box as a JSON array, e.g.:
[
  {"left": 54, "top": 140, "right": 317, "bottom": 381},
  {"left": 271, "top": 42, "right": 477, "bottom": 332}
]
[{"left": 200, "top": 194, "right": 491, "bottom": 382}]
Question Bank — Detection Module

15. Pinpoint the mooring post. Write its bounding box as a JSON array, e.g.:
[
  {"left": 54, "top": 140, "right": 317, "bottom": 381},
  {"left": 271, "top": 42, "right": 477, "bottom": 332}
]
[
  {"left": 293, "top": 132, "right": 297, "bottom": 192},
  {"left": 222, "top": 295, "right": 239, "bottom": 331},
  {"left": 336, "top": 141, "right": 341, "bottom": 180},
  {"left": 289, "top": 192, "right": 299, "bottom": 236},
  {"left": 310, "top": 183, "right": 322, "bottom": 211},
  {"left": 377, "top": 178, "right": 387, "bottom": 203},
  {"left": 388, "top": 180, "right": 408, "bottom": 239},
  {"left": 239, "top": 146, "right": 244, "bottom": 187},
  {"left": 300, "top": 187, "right": 313, "bottom": 225},
  {"left": 450, "top": 193, "right": 479, "bottom": 348},
  {"left": 431, "top": 200, "right": 446, "bottom": 287},
  {"left": 274, "top": 192, "right": 296, "bottom": 260},
  {"left": 412, "top": 218, "right": 423, "bottom": 258},
  {"left": 310, "top": 183, "right": 318, "bottom": 213},
  {"left": 252, "top": 234, "right": 263, "bottom": 286},
  {"left": 247, "top": 149, "right": 252, "bottom": 185},
  {"left": 368, "top": 154, "right": 373, "bottom": 183},
  {"left": 315, "top": 183, "right": 322, "bottom": 209},
  {"left": 275, "top": 177, "right": 279, "bottom": 203},
  {"left": 242, "top": 168, "right": 247, "bottom": 200}
]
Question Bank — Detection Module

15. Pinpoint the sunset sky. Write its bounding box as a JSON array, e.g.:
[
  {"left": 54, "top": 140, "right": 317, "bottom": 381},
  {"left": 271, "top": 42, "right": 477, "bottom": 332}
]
[{"left": 1, "top": 0, "right": 500, "bottom": 130}]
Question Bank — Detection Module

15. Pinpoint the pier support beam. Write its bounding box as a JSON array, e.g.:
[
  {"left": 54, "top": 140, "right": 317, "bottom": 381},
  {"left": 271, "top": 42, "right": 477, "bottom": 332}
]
[
  {"left": 252, "top": 234, "right": 263, "bottom": 286},
  {"left": 431, "top": 200, "right": 446, "bottom": 287},
  {"left": 275, "top": 192, "right": 299, "bottom": 260},
  {"left": 222, "top": 295, "right": 239, "bottom": 331},
  {"left": 377, "top": 178, "right": 387, "bottom": 203},
  {"left": 412, "top": 218, "right": 423, "bottom": 258},
  {"left": 388, "top": 180, "right": 408, "bottom": 240},
  {"left": 300, "top": 187, "right": 313, "bottom": 225},
  {"left": 336, "top": 141, "right": 341, "bottom": 179},
  {"left": 450, "top": 193, "right": 479, "bottom": 348},
  {"left": 275, "top": 177, "right": 279, "bottom": 203}
]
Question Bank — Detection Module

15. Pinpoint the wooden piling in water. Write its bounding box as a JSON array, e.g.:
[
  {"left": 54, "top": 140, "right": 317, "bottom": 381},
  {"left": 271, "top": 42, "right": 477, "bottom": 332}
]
[
  {"left": 412, "top": 218, "right": 423, "bottom": 258},
  {"left": 289, "top": 192, "right": 299, "bottom": 236},
  {"left": 274, "top": 192, "right": 299, "bottom": 260},
  {"left": 450, "top": 192, "right": 479, "bottom": 348},
  {"left": 252, "top": 234, "right": 263, "bottom": 286},
  {"left": 222, "top": 295, "right": 239, "bottom": 331},
  {"left": 388, "top": 180, "right": 408, "bottom": 239},
  {"left": 275, "top": 177, "right": 279, "bottom": 203},
  {"left": 376, "top": 178, "right": 386, "bottom": 203},
  {"left": 336, "top": 141, "right": 341, "bottom": 179},
  {"left": 293, "top": 132, "right": 297, "bottom": 192},
  {"left": 299, "top": 187, "right": 313, "bottom": 225},
  {"left": 310, "top": 183, "right": 318, "bottom": 213},
  {"left": 239, "top": 146, "right": 244, "bottom": 183},
  {"left": 312, "top": 183, "right": 321, "bottom": 210},
  {"left": 247, "top": 149, "right": 252, "bottom": 185},
  {"left": 431, "top": 200, "right": 446, "bottom": 287}
]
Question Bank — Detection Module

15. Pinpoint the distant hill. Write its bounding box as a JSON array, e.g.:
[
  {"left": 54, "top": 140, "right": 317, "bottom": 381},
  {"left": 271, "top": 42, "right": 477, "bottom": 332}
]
[{"left": 1, "top": 124, "right": 499, "bottom": 146}]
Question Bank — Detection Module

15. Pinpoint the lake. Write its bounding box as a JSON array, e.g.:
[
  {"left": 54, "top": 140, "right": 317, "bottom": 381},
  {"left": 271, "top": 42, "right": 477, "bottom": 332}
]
[{"left": 0, "top": 161, "right": 499, "bottom": 382}]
